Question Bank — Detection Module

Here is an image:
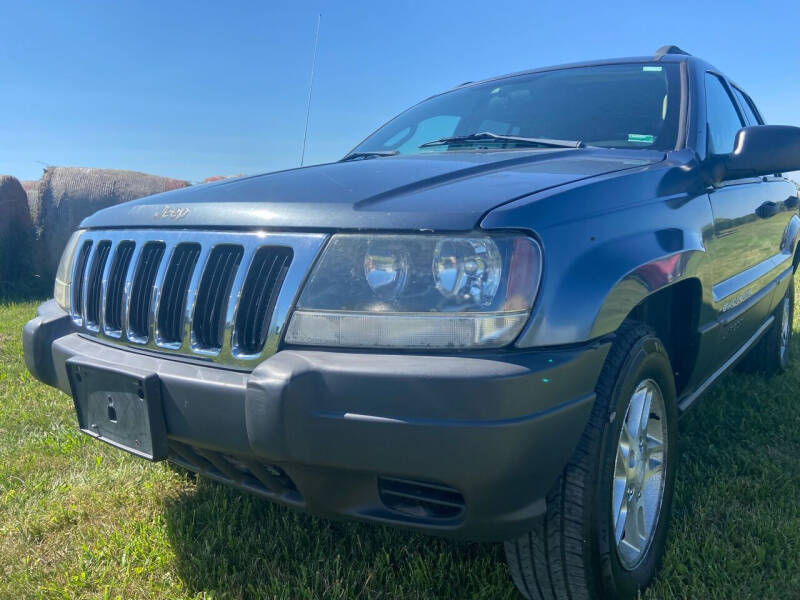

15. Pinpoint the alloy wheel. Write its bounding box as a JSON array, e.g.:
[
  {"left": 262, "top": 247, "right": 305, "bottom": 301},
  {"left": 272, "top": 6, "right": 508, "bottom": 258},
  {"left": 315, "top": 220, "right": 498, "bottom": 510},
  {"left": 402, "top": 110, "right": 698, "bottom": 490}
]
[{"left": 612, "top": 378, "right": 668, "bottom": 570}]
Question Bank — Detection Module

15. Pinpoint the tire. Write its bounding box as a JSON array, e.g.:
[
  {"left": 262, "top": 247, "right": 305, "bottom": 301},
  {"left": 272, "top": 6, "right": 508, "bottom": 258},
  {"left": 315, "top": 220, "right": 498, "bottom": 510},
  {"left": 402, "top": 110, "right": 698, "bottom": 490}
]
[
  {"left": 505, "top": 322, "right": 678, "bottom": 600},
  {"left": 737, "top": 276, "right": 794, "bottom": 376}
]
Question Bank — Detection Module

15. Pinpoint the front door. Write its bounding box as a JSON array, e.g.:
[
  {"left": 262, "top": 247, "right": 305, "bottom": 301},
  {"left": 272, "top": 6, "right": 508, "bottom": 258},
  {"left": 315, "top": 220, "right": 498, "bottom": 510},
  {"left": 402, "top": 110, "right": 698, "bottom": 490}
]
[{"left": 703, "top": 72, "right": 796, "bottom": 356}]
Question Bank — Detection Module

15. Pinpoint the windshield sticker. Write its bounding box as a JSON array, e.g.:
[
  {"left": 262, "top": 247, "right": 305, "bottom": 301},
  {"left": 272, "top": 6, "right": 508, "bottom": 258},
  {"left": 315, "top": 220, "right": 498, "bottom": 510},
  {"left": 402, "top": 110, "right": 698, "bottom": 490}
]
[
  {"left": 628, "top": 133, "right": 655, "bottom": 143},
  {"left": 643, "top": 66, "right": 663, "bottom": 72}
]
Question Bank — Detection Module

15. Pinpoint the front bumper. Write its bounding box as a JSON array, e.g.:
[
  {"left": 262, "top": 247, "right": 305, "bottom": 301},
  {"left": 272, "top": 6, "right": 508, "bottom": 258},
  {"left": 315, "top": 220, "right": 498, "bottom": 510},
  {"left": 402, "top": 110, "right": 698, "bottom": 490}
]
[{"left": 24, "top": 300, "right": 610, "bottom": 541}]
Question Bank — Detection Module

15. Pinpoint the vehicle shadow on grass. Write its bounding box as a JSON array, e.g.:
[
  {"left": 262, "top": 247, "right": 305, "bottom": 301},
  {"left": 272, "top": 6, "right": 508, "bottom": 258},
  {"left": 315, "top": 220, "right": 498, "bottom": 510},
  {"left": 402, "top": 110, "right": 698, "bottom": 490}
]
[
  {"left": 671, "top": 364, "right": 800, "bottom": 515},
  {"left": 162, "top": 480, "right": 518, "bottom": 600},
  {"left": 649, "top": 338, "right": 800, "bottom": 598}
]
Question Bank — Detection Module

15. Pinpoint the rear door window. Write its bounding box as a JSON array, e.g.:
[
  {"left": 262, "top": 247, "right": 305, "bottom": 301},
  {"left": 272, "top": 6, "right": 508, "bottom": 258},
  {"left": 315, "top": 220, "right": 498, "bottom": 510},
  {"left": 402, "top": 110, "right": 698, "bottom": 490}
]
[{"left": 732, "top": 86, "right": 764, "bottom": 126}]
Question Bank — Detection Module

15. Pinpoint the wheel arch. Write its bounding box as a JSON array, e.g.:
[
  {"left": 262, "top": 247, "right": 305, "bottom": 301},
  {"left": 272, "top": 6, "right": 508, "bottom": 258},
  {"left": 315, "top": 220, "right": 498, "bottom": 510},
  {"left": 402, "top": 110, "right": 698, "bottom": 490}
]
[{"left": 623, "top": 277, "right": 703, "bottom": 396}]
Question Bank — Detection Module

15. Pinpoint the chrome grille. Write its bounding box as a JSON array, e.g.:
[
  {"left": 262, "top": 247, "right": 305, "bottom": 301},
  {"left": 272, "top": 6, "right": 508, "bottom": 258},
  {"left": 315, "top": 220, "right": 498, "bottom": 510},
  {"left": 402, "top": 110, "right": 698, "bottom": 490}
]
[{"left": 69, "top": 230, "right": 328, "bottom": 368}]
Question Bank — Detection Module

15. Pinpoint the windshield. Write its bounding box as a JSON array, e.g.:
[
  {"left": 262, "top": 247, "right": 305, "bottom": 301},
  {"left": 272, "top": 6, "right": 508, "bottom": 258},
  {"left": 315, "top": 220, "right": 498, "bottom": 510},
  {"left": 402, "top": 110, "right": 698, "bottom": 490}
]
[{"left": 352, "top": 63, "right": 682, "bottom": 155}]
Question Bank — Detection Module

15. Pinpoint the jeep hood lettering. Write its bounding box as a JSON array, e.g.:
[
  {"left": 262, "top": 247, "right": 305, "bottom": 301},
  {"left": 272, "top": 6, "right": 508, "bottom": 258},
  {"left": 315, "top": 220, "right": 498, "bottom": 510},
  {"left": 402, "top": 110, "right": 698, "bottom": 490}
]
[{"left": 82, "top": 148, "right": 664, "bottom": 231}]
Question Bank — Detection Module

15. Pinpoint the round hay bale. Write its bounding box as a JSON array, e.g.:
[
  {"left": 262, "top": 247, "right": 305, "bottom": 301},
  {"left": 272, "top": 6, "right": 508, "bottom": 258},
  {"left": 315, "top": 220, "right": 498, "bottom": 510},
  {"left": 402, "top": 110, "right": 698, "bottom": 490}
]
[
  {"left": 203, "top": 175, "right": 228, "bottom": 183},
  {"left": 38, "top": 167, "right": 190, "bottom": 279},
  {"left": 21, "top": 179, "right": 42, "bottom": 232},
  {"left": 20, "top": 178, "right": 50, "bottom": 284},
  {"left": 202, "top": 175, "right": 240, "bottom": 183},
  {"left": 0, "top": 175, "right": 35, "bottom": 295}
]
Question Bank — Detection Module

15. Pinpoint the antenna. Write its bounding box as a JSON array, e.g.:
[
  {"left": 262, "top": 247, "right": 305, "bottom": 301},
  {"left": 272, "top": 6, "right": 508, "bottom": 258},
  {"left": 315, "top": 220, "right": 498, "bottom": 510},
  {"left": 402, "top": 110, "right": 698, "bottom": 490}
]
[{"left": 300, "top": 14, "right": 321, "bottom": 167}]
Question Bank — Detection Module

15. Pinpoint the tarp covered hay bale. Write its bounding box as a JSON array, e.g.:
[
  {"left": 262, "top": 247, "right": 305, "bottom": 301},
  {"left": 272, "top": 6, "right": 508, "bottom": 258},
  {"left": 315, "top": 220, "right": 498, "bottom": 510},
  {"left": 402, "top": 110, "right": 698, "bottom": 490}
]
[
  {"left": 38, "top": 167, "right": 190, "bottom": 279},
  {"left": 0, "top": 175, "right": 35, "bottom": 295}
]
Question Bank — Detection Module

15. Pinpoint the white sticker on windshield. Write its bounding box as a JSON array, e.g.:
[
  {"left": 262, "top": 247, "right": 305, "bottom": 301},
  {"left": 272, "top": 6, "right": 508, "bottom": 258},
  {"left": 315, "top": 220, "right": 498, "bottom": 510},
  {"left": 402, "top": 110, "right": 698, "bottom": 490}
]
[{"left": 643, "top": 66, "right": 663, "bottom": 72}]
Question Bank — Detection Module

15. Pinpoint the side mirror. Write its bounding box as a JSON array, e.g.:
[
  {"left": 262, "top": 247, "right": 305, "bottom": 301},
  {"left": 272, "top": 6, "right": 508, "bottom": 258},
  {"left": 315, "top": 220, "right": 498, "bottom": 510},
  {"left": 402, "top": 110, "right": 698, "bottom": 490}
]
[{"left": 718, "top": 125, "right": 800, "bottom": 181}]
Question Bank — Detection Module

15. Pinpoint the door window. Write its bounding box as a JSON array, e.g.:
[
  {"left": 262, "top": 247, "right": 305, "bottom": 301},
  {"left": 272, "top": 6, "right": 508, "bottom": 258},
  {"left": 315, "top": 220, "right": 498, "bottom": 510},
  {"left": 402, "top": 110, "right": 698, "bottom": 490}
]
[
  {"left": 732, "top": 86, "right": 764, "bottom": 126},
  {"left": 705, "top": 73, "right": 744, "bottom": 154}
]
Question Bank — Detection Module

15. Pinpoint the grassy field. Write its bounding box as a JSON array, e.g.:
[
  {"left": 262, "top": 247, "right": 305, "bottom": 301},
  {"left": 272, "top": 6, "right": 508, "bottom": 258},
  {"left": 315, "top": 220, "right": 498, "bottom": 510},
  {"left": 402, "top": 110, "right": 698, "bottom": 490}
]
[{"left": 1, "top": 291, "right": 799, "bottom": 600}]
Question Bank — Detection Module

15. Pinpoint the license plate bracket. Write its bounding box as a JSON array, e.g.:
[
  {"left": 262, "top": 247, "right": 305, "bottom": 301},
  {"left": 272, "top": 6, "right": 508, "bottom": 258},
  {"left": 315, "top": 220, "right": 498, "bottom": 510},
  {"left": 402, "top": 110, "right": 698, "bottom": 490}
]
[{"left": 66, "top": 358, "right": 167, "bottom": 462}]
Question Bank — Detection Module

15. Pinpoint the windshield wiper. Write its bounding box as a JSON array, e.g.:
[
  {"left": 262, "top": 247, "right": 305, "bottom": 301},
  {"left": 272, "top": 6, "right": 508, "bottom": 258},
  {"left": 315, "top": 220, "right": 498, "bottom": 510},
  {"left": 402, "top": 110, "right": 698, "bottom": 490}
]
[
  {"left": 419, "top": 131, "right": 584, "bottom": 149},
  {"left": 340, "top": 150, "right": 399, "bottom": 161}
]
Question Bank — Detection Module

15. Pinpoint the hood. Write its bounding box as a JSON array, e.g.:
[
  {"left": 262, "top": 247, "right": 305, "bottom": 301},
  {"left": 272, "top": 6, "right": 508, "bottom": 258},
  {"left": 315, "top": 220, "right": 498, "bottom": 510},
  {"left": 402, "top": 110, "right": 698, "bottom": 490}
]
[{"left": 82, "top": 148, "right": 665, "bottom": 231}]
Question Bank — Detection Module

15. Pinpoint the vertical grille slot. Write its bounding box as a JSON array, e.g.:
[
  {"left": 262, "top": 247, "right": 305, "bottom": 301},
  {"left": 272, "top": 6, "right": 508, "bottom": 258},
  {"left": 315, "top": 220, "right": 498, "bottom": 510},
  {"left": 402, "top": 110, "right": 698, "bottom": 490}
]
[
  {"left": 192, "top": 244, "right": 244, "bottom": 350},
  {"left": 235, "top": 247, "right": 293, "bottom": 355},
  {"left": 129, "top": 242, "right": 166, "bottom": 339},
  {"left": 157, "top": 243, "right": 201, "bottom": 344},
  {"left": 85, "top": 241, "right": 111, "bottom": 327},
  {"left": 71, "top": 240, "right": 93, "bottom": 320},
  {"left": 104, "top": 241, "right": 135, "bottom": 332}
]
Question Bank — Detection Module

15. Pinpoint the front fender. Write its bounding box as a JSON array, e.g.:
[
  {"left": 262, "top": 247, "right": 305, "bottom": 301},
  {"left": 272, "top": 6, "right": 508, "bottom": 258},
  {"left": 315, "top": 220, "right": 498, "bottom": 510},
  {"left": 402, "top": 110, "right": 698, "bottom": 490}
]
[
  {"left": 487, "top": 192, "right": 714, "bottom": 348},
  {"left": 586, "top": 240, "right": 705, "bottom": 339}
]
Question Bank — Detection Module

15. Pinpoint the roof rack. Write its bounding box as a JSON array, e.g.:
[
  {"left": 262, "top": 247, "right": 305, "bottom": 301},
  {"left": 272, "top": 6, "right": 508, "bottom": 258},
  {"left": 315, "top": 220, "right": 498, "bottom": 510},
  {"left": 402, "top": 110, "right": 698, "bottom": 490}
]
[{"left": 653, "top": 45, "right": 691, "bottom": 60}]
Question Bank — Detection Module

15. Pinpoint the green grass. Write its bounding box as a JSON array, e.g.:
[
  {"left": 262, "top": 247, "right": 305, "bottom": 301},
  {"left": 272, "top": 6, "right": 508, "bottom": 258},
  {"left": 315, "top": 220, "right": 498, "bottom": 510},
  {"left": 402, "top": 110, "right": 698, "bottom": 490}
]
[{"left": 1, "top": 290, "right": 799, "bottom": 600}]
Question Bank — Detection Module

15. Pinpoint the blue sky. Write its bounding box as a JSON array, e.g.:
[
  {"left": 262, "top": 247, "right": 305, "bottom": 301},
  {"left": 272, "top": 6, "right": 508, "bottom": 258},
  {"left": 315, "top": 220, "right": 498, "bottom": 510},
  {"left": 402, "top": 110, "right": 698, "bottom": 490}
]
[{"left": 2, "top": 0, "right": 799, "bottom": 182}]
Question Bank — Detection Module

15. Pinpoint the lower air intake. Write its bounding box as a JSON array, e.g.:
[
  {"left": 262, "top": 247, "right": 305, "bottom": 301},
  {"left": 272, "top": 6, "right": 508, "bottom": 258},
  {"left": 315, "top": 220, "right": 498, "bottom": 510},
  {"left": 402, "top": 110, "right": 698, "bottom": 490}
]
[
  {"left": 378, "top": 476, "right": 465, "bottom": 520},
  {"left": 168, "top": 441, "right": 302, "bottom": 504}
]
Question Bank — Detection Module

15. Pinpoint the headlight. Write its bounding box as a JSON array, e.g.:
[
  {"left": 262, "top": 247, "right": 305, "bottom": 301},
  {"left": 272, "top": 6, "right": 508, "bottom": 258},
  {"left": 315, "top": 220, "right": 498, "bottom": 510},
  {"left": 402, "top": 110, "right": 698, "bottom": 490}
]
[
  {"left": 53, "top": 231, "right": 83, "bottom": 312},
  {"left": 285, "top": 233, "right": 541, "bottom": 349}
]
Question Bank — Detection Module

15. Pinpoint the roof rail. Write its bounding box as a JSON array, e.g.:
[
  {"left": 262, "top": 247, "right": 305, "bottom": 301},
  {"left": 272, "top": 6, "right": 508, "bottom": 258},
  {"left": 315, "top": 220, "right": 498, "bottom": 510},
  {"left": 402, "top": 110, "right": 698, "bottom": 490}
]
[{"left": 654, "top": 45, "right": 691, "bottom": 60}]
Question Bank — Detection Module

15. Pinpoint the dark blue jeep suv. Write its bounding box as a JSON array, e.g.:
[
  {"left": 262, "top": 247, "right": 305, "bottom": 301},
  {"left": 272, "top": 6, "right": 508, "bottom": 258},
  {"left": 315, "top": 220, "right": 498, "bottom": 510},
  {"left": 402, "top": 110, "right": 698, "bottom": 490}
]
[{"left": 24, "top": 45, "right": 800, "bottom": 598}]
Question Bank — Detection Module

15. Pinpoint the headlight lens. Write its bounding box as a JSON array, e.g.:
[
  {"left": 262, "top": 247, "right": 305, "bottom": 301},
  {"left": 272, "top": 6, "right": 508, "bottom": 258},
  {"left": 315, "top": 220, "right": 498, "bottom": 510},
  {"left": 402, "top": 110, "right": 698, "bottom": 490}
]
[
  {"left": 285, "top": 233, "right": 541, "bottom": 349},
  {"left": 363, "top": 238, "right": 410, "bottom": 301},
  {"left": 53, "top": 231, "right": 83, "bottom": 312},
  {"left": 433, "top": 237, "right": 502, "bottom": 304}
]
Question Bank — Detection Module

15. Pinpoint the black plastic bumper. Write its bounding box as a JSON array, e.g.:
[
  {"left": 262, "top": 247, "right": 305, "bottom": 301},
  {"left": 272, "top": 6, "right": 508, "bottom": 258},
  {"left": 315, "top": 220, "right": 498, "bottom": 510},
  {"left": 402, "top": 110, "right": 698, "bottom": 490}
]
[{"left": 23, "top": 300, "right": 610, "bottom": 541}]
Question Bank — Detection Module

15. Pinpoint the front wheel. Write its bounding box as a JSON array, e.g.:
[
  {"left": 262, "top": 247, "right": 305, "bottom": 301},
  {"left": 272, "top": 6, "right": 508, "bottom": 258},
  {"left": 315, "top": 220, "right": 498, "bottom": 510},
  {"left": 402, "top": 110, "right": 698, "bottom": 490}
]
[{"left": 505, "top": 322, "right": 678, "bottom": 600}]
